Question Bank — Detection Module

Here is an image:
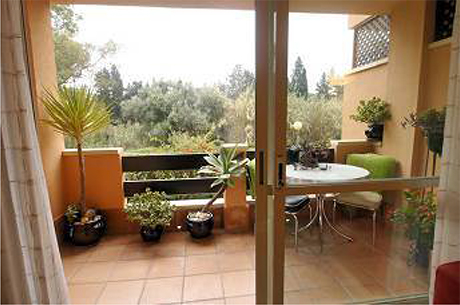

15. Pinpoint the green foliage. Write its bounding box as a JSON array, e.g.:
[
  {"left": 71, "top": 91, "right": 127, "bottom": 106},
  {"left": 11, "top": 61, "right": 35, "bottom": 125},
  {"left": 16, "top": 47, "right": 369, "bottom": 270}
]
[
  {"left": 219, "top": 65, "right": 255, "bottom": 100},
  {"left": 51, "top": 4, "right": 81, "bottom": 36},
  {"left": 287, "top": 94, "right": 342, "bottom": 148},
  {"left": 199, "top": 145, "right": 249, "bottom": 189},
  {"left": 391, "top": 191, "right": 437, "bottom": 260},
  {"left": 124, "top": 189, "right": 174, "bottom": 228},
  {"left": 350, "top": 97, "right": 391, "bottom": 124},
  {"left": 401, "top": 107, "right": 446, "bottom": 155},
  {"left": 315, "top": 72, "right": 333, "bottom": 100},
  {"left": 51, "top": 5, "right": 117, "bottom": 86},
  {"left": 169, "top": 132, "right": 220, "bottom": 153},
  {"left": 289, "top": 57, "right": 309, "bottom": 98},
  {"left": 94, "top": 64, "right": 124, "bottom": 120},
  {"left": 42, "top": 87, "right": 112, "bottom": 143}
]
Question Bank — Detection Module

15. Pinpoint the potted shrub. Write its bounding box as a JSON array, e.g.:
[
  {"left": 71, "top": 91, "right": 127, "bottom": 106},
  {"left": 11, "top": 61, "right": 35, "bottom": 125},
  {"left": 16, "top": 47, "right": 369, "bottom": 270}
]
[
  {"left": 42, "top": 87, "right": 111, "bottom": 246},
  {"left": 350, "top": 97, "right": 391, "bottom": 141},
  {"left": 391, "top": 191, "right": 436, "bottom": 268},
  {"left": 185, "top": 145, "right": 249, "bottom": 238},
  {"left": 401, "top": 107, "right": 446, "bottom": 156},
  {"left": 124, "top": 189, "right": 174, "bottom": 242}
]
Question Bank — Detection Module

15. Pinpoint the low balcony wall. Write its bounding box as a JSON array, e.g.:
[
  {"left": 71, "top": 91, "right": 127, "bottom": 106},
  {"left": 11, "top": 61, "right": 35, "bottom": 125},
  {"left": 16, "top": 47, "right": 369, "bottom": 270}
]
[{"left": 331, "top": 139, "right": 376, "bottom": 164}]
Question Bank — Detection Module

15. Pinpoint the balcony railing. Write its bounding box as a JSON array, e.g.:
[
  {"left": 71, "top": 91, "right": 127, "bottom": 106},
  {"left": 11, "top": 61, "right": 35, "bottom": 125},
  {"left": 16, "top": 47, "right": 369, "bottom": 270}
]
[{"left": 122, "top": 151, "right": 256, "bottom": 197}]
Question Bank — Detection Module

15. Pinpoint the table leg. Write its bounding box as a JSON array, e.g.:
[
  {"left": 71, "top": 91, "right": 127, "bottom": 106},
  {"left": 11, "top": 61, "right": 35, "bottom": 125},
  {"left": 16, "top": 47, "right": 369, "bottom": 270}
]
[{"left": 320, "top": 194, "right": 353, "bottom": 242}]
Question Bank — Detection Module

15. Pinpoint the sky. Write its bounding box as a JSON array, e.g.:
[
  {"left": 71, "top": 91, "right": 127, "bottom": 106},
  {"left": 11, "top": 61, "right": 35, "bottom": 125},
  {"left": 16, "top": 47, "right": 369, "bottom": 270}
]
[{"left": 74, "top": 5, "right": 354, "bottom": 91}]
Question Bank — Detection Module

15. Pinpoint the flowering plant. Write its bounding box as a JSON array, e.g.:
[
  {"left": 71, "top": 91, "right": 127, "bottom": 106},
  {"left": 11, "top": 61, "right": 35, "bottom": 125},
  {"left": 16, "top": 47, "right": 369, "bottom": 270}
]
[{"left": 391, "top": 191, "right": 437, "bottom": 264}]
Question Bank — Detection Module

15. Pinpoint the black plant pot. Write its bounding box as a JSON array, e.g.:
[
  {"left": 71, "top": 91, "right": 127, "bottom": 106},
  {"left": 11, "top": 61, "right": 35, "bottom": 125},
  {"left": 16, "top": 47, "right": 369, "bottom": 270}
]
[
  {"left": 140, "top": 225, "right": 164, "bottom": 242},
  {"left": 365, "top": 124, "right": 384, "bottom": 141},
  {"left": 287, "top": 147, "right": 301, "bottom": 164},
  {"left": 427, "top": 132, "right": 444, "bottom": 156},
  {"left": 185, "top": 212, "right": 214, "bottom": 239},
  {"left": 64, "top": 214, "right": 107, "bottom": 246},
  {"left": 414, "top": 243, "right": 431, "bottom": 268}
]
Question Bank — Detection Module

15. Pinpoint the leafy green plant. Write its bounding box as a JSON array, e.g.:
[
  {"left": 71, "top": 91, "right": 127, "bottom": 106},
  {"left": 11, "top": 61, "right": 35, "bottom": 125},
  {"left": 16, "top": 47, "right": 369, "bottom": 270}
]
[
  {"left": 401, "top": 107, "right": 446, "bottom": 155},
  {"left": 391, "top": 191, "right": 437, "bottom": 264},
  {"left": 42, "top": 86, "right": 111, "bottom": 214},
  {"left": 350, "top": 97, "right": 391, "bottom": 125},
  {"left": 197, "top": 145, "right": 249, "bottom": 213},
  {"left": 124, "top": 189, "right": 174, "bottom": 228}
]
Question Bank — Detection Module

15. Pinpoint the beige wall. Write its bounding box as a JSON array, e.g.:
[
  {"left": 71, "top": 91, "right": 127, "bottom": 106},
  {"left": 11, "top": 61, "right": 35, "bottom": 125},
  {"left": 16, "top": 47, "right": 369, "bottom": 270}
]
[
  {"left": 342, "top": 0, "right": 452, "bottom": 178},
  {"left": 348, "top": 14, "right": 371, "bottom": 29},
  {"left": 24, "top": 0, "right": 66, "bottom": 220},
  {"left": 342, "top": 62, "right": 389, "bottom": 140}
]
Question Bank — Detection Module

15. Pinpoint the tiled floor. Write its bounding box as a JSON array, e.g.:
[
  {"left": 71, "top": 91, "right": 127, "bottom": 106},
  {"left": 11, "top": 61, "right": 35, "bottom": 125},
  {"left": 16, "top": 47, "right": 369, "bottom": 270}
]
[{"left": 61, "top": 215, "right": 429, "bottom": 304}]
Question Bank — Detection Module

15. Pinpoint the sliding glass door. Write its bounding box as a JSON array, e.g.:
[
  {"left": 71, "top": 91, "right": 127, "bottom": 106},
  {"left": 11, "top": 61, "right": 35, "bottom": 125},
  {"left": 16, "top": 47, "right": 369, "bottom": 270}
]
[{"left": 255, "top": 0, "right": 441, "bottom": 303}]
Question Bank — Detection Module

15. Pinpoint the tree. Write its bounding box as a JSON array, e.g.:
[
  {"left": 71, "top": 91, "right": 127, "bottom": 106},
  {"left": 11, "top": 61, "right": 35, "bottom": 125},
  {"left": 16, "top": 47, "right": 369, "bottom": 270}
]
[
  {"left": 289, "top": 56, "right": 309, "bottom": 98},
  {"left": 219, "top": 65, "right": 255, "bottom": 100},
  {"left": 51, "top": 5, "right": 117, "bottom": 86},
  {"left": 124, "top": 81, "right": 144, "bottom": 100},
  {"left": 42, "top": 87, "right": 111, "bottom": 210},
  {"left": 315, "top": 72, "right": 333, "bottom": 100},
  {"left": 94, "top": 64, "right": 124, "bottom": 120}
]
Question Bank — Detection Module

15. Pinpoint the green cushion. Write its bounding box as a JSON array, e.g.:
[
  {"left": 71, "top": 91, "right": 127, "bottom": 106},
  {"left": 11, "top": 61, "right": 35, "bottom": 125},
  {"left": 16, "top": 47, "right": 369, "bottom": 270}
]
[{"left": 346, "top": 153, "right": 397, "bottom": 179}]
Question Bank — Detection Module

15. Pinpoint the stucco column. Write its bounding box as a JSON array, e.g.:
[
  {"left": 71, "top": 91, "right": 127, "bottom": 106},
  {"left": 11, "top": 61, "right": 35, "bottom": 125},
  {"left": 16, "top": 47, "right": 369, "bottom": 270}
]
[{"left": 222, "top": 143, "right": 250, "bottom": 233}]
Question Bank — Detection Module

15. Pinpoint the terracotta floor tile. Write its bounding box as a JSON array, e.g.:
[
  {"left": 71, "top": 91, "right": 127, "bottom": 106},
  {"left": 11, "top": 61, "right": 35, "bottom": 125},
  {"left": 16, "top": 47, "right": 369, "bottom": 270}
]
[
  {"left": 119, "top": 244, "right": 156, "bottom": 261},
  {"left": 99, "top": 234, "right": 140, "bottom": 246},
  {"left": 323, "top": 258, "right": 376, "bottom": 286},
  {"left": 61, "top": 246, "right": 95, "bottom": 264},
  {"left": 97, "top": 280, "right": 144, "bottom": 304},
  {"left": 216, "top": 234, "right": 252, "bottom": 253},
  {"left": 292, "top": 264, "right": 338, "bottom": 289},
  {"left": 284, "top": 267, "right": 301, "bottom": 292},
  {"left": 153, "top": 242, "right": 186, "bottom": 257},
  {"left": 225, "top": 294, "right": 255, "bottom": 304},
  {"left": 109, "top": 260, "right": 151, "bottom": 281},
  {"left": 185, "top": 254, "right": 219, "bottom": 275},
  {"left": 186, "top": 298, "right": 225, "bottom": 304},
  {"left": 185, "top": 238, "right": 217, "bottom": 256},
  {"left": 344, "top": 283, "right": 392, "bottom": 301},
  {"left": 221, "top": 270, "right": 255, "bottom": 298},
  {"left": 140, "top": 277, "right": 183, "bottom": 304},
  {"left": 148, "top": 256, "right": 185, "bottom": 278},
  {"left": 217, "top": 251, "right": 253, "bottom": 272},
  {"left": 68, "top": 283, "right": 105, "bottom": 304},
  {"left": 304, "top": 284, "right": 352, "bottom": 304},
  {"left": 284, "top": 248, "right": 317, "bottom": 266},
  {"left": 183, "top": 274, "right": 223, "bottom": 302},
  {"left": 88, "top": 245, "right": 126, "bottom": 262},
  {"left": 63, "top": 261, "right": 83, "bottom": 281},
  {"left": 284, "top": 291, "right": 314, "bottom": 304},
  {"left": 71, "top": 262, "right": 115, "bottom": 284}
]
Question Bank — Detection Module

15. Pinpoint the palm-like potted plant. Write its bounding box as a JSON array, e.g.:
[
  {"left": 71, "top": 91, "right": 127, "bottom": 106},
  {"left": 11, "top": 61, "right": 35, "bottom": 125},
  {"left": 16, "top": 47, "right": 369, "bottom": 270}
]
[
  {"left": 350, "top": 97, "right": 391, "bottom": 141},
  {"left": 42, "top": 86, "right": 111, "bottom": 245},
  {"left": 124, "top": 189, "right": 174, "bottom": 242},
  {"left": 185, "top": 145, "right": 249, "bottom": 238}
]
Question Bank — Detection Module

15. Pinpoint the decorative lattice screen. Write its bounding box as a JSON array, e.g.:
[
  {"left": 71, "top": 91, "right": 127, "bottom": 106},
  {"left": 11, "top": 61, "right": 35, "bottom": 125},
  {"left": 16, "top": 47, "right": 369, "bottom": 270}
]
[
  {"left": 434, "top": 0, "right": 456, "bottom": 41},
  {"left": 352, "top": 15, "right": 390, "bottom": 69}
]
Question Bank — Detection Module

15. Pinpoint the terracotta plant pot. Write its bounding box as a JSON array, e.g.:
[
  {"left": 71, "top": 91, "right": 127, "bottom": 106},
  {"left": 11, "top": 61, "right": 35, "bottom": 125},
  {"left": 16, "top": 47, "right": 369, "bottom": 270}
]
[{"left": 185, "top": 211, "right": 214, "bottom": 239}]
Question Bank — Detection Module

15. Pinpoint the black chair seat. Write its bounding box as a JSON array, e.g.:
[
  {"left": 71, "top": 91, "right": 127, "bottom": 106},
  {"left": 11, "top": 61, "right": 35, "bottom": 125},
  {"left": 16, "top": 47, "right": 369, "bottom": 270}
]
[{"left": 285, "top": 196, "right": 310, "bottom": 214}]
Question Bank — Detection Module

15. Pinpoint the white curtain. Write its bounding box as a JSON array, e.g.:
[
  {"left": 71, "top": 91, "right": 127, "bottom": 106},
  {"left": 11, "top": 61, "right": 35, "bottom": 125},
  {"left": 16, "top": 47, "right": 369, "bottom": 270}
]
[
  {"left": 1, "top": 0, "right": 69, "bottom": 303},
  {"left": 429, "top": 1, "right": 460, "bottom": 302}
]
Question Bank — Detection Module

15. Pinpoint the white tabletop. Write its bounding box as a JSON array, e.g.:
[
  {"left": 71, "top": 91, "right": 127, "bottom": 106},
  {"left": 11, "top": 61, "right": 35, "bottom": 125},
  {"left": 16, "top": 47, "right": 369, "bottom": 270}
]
[{"left": 286, "top": 163, "right": 370, "bottom": 184}]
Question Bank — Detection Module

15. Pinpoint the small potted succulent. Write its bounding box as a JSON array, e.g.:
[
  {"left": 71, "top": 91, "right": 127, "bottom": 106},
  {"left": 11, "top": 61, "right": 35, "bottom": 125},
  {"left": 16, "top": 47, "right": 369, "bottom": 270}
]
[
  {"left": 186, "top": 145, "right": 249, "bottom": 238},
  {"left": 42, "top": 86, "right": 111, "bottom": 246},
  {"left": 124, "top": 189, "right": 174, "bottom": 242},
  {"left": 391, "top": 191, "right": 436, "bottom": 268},
  {"left": 401, "top": 107, "right": 446, "bottom": 156},
  {"left": 350, "top": 97, "right": 391, "bottom": 141}
]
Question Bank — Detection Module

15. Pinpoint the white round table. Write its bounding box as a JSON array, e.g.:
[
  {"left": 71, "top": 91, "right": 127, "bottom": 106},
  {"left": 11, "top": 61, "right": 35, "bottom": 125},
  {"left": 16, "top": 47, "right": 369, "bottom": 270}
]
[
  {"left": 287, "top": 163, "right": 370, "bottom": 183},
  {"left": 286, "top": 163, "right": 370, "bottom": 250}
]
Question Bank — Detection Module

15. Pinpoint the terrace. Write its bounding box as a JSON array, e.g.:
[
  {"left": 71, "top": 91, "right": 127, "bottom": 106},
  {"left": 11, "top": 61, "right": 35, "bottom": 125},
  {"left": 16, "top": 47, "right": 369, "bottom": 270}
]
[{"left": 18, "top": 0, "right": 454, "bottom": 304}]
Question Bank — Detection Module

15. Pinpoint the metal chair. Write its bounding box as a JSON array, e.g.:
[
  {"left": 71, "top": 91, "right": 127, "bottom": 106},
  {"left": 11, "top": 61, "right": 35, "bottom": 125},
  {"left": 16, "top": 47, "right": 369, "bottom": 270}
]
[{"left": 285, "top": 196, "right": 311, "bottom": 250}]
